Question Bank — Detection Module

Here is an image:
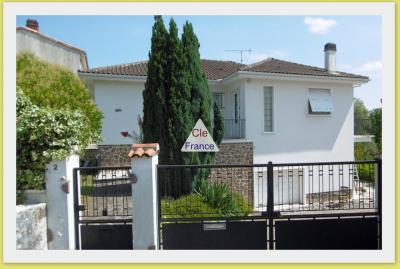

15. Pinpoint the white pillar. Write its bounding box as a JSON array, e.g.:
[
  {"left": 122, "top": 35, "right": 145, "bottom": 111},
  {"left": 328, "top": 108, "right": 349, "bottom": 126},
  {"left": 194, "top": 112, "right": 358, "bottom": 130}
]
[
  {"left": 130, "top": 144, "right": 159, "bottom": 250},
  {"left": 45, "top": 154, "right": 79, "bottom": 249}
]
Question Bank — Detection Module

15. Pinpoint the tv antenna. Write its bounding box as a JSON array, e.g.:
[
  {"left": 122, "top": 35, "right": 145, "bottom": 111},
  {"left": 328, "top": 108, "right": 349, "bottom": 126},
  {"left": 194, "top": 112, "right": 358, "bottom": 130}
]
[{"left": 225, "top": 49, "right": 252, "bottom": 64}]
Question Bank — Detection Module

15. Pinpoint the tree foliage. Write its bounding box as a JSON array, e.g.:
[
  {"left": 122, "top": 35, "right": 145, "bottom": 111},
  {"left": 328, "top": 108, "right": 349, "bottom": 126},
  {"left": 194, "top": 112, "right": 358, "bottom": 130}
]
[
  {"left": 17, "top": 87, "right": 86, "bottom": 194},
  {"left": 213, "top": 102, "right": 224, "bottom": 145},
  {"left": 354, "top": 98, "right": 369, "bottom": 120},
  {"left": 143, "top": 17, "right": 224, "bottom": 196},
  {"left": 142, "top": 16, "right": 168, "bottom": 145},
  {"left": 143, "top": 16, "right": 223, "bottom": 169},
  {"left": 369, "top": 108, "right": 382, "bottom": 152},
  {"left": 17, "top": 52, "right": 102, "bottom": 147}
]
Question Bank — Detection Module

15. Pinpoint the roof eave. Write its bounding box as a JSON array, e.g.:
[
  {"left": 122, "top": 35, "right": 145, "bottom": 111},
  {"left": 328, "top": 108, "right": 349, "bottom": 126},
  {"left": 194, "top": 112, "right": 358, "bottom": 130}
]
[
  {"left": 78, "top": 71, "right": 224, "bottom": 84},
  {"left": 78, "top": 72, "right": 147, "bottom": 82},
  {"left": 231, "top": 71, "right": 370, "bottom": 85}
]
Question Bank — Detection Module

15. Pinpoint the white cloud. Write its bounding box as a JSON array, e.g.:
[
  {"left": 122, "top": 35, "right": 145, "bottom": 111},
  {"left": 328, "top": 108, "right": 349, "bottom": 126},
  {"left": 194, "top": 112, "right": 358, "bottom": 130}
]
[
  {"left": 304, "top": 17, "right": 337, "bottom": 34},
  {"left": 339, "top": 61, "right": 382, "bottom": 109},
  {"left": 358, "top": 61, "right": 382, "bottom": 72},
  {"left": 339, "top": 61, "right": 382, "bottom": 76}
]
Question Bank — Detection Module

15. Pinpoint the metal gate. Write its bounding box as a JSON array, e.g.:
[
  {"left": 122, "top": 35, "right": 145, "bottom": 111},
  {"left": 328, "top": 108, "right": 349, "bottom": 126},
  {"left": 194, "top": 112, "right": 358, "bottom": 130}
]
[
  {"left": 157, "top": 160, "right": 382, "bottom": 250},
  {"left": 73, "top": 166, "right": 134, "bottom": 249}
]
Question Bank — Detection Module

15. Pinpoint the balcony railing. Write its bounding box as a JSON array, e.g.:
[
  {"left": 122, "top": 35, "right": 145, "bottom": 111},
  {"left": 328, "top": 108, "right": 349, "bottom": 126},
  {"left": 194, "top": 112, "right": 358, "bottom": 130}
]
[
  {"left": 222, "top": 119, "right": 245, "bottom": 139},
  {"left": 355, "top": 118, "right": 372, "bottom": 135}
]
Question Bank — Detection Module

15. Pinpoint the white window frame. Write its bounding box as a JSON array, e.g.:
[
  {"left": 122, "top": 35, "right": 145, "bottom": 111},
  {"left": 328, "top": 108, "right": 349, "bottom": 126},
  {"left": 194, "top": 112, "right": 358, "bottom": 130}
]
[
  {"left": 263, "top": 86, "right": 275, "bottom": 133},
  {"left": 307, "top": 88, "right": 333, "bottom": 116}
]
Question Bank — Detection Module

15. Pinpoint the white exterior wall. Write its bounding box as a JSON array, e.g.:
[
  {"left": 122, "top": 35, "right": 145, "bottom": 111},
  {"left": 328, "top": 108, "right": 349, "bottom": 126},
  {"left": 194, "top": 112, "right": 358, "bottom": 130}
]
[
  {"left": 92, "top": 76, "right": 354, "bottom": 164},
  {"left": 244, "top": 78, "right": 354, "bottom": 164},
  {"left": 94, "top": 80, "right": 144, "bottom": 145},
  {"left": 17, "top": 29, "right": 85, "bottom": 72}
]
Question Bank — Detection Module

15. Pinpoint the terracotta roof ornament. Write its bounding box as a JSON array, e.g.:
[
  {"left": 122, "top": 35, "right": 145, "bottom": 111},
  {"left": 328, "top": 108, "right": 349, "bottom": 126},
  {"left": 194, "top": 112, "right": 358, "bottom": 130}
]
[{"left": 128, "top": 143, "right": 160, "bottom": 158}]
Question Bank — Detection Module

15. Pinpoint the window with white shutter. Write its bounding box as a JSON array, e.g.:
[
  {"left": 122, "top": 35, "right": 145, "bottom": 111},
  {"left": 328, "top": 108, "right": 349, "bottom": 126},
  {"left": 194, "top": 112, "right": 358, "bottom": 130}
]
[{"left": 308, "top": 88, "right": 333, "bottom": 114}]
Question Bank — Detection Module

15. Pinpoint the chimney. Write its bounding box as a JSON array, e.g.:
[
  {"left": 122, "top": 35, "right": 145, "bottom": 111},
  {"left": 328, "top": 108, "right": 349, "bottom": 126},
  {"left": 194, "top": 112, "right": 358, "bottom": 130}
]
[
  {"left": 26, "top": 19, "right": 39, "bottom": 32},
  {"left": 324, "top": 43, "right": 336, "bottom": 73}
]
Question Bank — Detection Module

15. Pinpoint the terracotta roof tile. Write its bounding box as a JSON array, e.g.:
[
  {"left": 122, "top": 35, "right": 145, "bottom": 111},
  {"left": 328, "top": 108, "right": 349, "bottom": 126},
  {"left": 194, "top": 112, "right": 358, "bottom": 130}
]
[
  {"left": 79, "top": 58, "right": 368, "bottom": 80},
  {"left": 128, "top": 143, "right": 160, "bottom": 158},
  {"left": 79, "top": 59, "right": 243, "bottom": 80},
  {"left": 240, "top": 58, "right": 369, "bottom": 79}
]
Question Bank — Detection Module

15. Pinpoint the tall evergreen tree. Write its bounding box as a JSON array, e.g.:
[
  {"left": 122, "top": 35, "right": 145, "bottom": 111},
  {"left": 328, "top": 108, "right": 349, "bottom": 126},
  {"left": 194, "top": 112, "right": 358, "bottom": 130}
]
[
  {"left": 142, "top": 16, "right": 167, "bottom": 144},
  {"left": 162, "top": 18, "right": 191, "bottom": 166},
  {"left": 213, "top": 102, "right": 224, "bottom": 145},
  {"left": 143, "top": 17, "right": 224, "bottom": 195},
  {"left": 182, "top": 21, "right": 223, "bottom": 166}
]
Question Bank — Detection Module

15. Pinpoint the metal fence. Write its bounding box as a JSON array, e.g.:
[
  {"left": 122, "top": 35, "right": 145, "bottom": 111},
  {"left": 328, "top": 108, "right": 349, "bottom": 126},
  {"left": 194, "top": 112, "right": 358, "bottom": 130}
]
[
  {"left": 355, "top": 118, "right": 372, "bottom": 135},
  {"left": 157, "top": 160, "right": 381, "bottom": 220},
  {"left": 222, "top": 119, "right": 246, "bottom": 139},
  {"left": 73, "top": 166, "right": 133, "bottom": 222}
]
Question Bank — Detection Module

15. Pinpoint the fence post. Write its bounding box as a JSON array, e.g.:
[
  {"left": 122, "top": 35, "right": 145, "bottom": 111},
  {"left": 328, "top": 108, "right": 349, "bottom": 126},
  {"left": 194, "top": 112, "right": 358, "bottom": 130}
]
[
  {"left": 267, "top": 161, "right": 274, "bottom": 250},
  {"left": 72, "top": 168, "right": 80, "bottom": 250},
  {"left": 45, "top": 154, "right": 79, "bottom": 249},
  {"left": 129, "top": 143, "right": 159, "bottom": 250},
  {"left": 375, "top": 157, "right": 382, "bottom": 249}
]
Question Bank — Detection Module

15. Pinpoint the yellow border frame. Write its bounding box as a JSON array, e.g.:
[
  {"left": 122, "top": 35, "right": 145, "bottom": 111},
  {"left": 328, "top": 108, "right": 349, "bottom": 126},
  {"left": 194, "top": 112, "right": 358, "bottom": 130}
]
[{"left": 1, "top": 1, "right": 397, "bottom": 268}]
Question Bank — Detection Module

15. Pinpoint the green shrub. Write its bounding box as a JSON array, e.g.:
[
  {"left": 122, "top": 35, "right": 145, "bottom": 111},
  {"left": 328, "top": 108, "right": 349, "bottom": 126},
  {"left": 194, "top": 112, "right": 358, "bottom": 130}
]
[
  {"left": 17, "top": 87, "right": 87, "bottom": 192},
  {"left": 354, "top": 142, "right": 378, "bottom": 182},
  {"left": 356, "top": 164, "right": 376, "bottom": 183},
  {"left": 194, "top": 179, "right": 252, "bottom": 216},
  {"left": 161, "top": 180, "right": 252, "bottom": 218},
  {"left": 355, "top": 142, "right": 378, "bottom": 161},
  {"left": 161, "top": 194, "right": 219, "bottom": 218},
  {"left": 17, "top": 52, "right": 102, "bottom": 147}
]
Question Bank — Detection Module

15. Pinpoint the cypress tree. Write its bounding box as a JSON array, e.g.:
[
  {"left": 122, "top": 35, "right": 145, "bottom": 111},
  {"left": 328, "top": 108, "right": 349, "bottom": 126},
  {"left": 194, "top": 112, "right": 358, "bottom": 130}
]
[
  {"left": 162, "top": 18, "right": 191, "bottom": 166},
  {"left": 213, "top": 102, "right": 224, "bottom": 145},
  {"left": 182, "top": 21, "right": 224, "bottom": 187},
  {"left": 182, "top": 21, "right": 223, "bottom": 166},
  {"left": 142, "top": 16, "right": 167, "bottom": 144}
]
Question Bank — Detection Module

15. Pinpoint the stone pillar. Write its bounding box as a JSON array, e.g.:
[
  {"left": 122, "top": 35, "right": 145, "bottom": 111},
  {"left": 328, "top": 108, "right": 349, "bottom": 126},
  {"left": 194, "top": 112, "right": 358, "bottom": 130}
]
[
  {"left": 129, "top": 143, "right": 159, "bottom": 250},
  {"left": 45, "top": 154, "right": 79, "bottom": 249}
]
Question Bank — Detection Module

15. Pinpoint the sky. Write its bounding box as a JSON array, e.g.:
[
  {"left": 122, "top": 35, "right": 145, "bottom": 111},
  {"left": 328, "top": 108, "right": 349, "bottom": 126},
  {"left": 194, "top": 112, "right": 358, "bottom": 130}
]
[{"left": 17, "top": 15, "right": 382, "bottom": 109}]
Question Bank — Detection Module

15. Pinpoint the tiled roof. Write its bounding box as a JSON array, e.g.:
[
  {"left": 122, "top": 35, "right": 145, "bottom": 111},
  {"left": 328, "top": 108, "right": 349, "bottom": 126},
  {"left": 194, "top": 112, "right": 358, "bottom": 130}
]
[
  {"left": 79, "top": 58, "right": 368, "bottom": 80},
  {"left": 80, "top": 59, "right": 244, "bottom": 80},
  {"left": 240, "top": 58, "right": 369, "bottom": 79},
  {"left": 128, "top": 143, "right": 159, "bottom": 158}
]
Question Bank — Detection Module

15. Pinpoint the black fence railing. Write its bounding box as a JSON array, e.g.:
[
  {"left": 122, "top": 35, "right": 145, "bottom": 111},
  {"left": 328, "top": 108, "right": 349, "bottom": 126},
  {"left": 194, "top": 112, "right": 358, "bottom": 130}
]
[
  {"left": 157, "top": 160, "right": 381, "bottom": 220},
  {"left": 73, "top": 166, "right": 133, "bottom": 221},
  {"left": 222, "top": 119, "right": 245, "bottom": 139},
  {"left": 355, "top": 118, "right": 372, "bottom": 135}
]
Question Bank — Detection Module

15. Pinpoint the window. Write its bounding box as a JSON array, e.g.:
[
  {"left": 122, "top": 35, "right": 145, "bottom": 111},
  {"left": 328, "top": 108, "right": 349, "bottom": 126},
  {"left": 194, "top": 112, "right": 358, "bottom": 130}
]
[
  {"left": 212, "top": 92, "right": 224, "bottom": 109},
  {"left": 234, "top": 93, "right": 238, "bottom": 123},
  {"left": 263, "top": 86, "right": 274, "bottom": 132},
  {"left": 308, "top": 88, "right": 334, "bottom": 114}
]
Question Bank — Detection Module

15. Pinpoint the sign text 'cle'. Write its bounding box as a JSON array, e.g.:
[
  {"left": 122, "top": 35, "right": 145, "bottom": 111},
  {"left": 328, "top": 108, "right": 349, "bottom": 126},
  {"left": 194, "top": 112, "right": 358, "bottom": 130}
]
[{"left": 181, "top": 119, "right": 219, "bottom": 152}]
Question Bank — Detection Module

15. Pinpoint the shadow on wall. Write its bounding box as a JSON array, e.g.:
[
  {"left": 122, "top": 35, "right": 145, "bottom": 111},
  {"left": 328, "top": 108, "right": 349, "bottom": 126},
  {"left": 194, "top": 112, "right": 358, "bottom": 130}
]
[{"left": 255, "top": 95, "right": 353, "bottom": 155}]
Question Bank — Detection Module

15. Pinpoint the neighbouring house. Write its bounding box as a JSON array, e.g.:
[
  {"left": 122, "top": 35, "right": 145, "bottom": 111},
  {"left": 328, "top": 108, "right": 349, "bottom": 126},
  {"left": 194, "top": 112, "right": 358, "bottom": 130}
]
[
  {"left": 17, "top": 19, "right": 88, "bottom": 72},
  {"left": 78, "top": 43, "right": 370, "bottom": 206}
]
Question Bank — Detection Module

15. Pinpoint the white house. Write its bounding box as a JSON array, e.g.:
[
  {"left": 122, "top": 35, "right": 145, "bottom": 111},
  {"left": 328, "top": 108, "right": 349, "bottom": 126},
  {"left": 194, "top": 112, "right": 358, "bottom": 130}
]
[
  {"left": 79, "top": 43, "right": 369, "bottom": 163},
  {"left": 79, "top": 43, "right": 369, "bottom": 207}
]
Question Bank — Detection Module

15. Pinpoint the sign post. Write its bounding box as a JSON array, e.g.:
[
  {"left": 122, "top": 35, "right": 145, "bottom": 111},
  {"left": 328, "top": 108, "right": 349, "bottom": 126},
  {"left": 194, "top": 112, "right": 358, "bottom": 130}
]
[{"left": 181, "top": 119, "right": 219, "bottom": 152}]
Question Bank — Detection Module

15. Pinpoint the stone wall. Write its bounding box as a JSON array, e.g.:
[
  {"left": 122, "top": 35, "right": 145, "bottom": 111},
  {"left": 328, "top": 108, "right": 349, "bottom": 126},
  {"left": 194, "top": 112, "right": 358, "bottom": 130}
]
[
  {"left": 16, "top": 203, "right": 47, "bottom": 250},
  {"left": 214, "top": 141, "right": 253, "bottom": 165},
  {"left": 210, "top": 141, "right": 254, "bottom": 205},
  {"left": 96, "top": 144, "right": 131, "bottom": 166},
  {"left": 91, "top": 141, "right": 255, "bottom": 205}
]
